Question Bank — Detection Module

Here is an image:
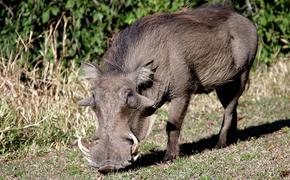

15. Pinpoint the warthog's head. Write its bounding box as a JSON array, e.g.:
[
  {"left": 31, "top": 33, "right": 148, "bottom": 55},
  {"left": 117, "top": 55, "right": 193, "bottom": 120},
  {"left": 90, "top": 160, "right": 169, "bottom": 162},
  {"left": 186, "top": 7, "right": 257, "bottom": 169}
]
[{"left": 78, "top": 62, "right": 156, "bottom": 172}]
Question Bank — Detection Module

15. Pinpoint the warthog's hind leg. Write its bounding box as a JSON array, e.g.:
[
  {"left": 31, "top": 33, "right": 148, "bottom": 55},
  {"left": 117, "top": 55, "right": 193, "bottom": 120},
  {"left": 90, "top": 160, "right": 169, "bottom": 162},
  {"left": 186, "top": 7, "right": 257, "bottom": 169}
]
[{"left": 215, "top": 70, "right": 249, "bottom": 148}]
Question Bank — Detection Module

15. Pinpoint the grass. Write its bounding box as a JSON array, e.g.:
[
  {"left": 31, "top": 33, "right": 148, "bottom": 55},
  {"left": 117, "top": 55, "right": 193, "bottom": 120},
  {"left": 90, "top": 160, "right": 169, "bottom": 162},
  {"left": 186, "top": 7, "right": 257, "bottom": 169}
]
[{"left": 0, "top": 59, "right": 290, "bottom": 179}]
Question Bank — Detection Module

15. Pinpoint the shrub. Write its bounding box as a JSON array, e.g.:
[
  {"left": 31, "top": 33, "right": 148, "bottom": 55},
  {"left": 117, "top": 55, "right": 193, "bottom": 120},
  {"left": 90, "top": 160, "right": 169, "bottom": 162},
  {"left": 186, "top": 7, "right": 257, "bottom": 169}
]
[{"left": 0, "top": 0, "right": 288, "bottom": 69}]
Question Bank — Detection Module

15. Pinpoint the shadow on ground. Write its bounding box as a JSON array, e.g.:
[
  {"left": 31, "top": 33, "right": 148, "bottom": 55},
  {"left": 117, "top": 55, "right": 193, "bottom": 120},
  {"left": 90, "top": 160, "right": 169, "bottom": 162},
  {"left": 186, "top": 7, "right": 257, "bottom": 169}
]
[{"left": 125, "top": 119, "right": 290, "bottom": 171}]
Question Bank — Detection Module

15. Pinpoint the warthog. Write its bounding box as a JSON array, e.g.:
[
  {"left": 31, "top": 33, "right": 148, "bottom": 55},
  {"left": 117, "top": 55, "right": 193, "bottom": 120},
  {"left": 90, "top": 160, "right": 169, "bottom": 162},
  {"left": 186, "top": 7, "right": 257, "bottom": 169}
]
[{"left": 77, "top": 4, "right": 257, "bottom": 172}]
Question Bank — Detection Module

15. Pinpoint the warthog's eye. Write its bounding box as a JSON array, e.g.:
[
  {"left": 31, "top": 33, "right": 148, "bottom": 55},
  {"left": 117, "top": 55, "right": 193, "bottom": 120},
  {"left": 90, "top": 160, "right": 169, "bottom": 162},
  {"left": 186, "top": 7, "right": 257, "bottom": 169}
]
[
  {"left": 91, "top": 91, "right": 101, "bottom": 105},
  {"left": 88, "top": 93, "right": 97, "bottom": 107}
]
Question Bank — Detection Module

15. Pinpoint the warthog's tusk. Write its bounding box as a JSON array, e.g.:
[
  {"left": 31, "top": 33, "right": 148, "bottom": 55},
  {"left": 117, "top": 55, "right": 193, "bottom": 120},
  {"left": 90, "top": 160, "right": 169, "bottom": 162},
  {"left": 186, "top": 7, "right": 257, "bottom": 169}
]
[
  {"left": 129, "top": 133, "right": 139, "bottom": 154},
  {"left": 77, "top": 137, "right": 91, "bottom": 158},
  {"left": 84, "top": 156, "right": 92, "bottom": 163},
  {"left": 84, "top": 155, "right": 99, "bottom": 167},
  {"left": 133, "top": 154, "right": 140, "bottom": 161}
]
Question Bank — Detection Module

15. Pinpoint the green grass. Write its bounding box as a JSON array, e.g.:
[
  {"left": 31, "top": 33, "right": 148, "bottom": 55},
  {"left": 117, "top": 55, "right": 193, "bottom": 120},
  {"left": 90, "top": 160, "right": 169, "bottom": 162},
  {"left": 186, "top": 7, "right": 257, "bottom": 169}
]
[{"left": 0, "top": 61, "right": 290, "bottom": 179}]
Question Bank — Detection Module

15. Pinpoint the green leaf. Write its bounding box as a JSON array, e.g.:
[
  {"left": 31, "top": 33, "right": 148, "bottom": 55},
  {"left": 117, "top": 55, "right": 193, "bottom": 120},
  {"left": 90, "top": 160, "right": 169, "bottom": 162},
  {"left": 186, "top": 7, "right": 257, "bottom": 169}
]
[
  {"left": 42, "top": 9, "right": 50, "bottom": 23},
  {"left": 50, "top": 6, "right": 60, "bottom": 16},
  {"left": 124, "top": 13, "right": 135, "bottom": 25},
  {"left": 93, "top": 13, "right": 103, "bottom": 22},
  {"left": 65, "top": 0, "right": 75, "bottom": 9}
]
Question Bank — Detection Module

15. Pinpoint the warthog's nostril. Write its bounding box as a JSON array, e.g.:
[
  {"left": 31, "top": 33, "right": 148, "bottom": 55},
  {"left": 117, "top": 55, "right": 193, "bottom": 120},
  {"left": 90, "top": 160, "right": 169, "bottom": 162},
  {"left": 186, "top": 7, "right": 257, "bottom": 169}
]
[
  {"left": 98, "top": 165, "right": 115, "bottom": 173},
  {"left": 97, "top": 161, "right": 126, "bottom": 173}
]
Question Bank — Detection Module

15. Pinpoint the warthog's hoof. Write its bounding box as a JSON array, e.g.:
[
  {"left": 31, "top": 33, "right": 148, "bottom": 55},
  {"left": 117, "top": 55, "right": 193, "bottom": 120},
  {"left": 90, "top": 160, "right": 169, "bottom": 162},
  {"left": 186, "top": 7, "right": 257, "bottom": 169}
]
[
  {"left": 215, "top": 136, "right": 238, "bottom": 149},
  {"left": 163, "top": 152, "right": 178, "bottom": 162},
  {"left": 215, "top": 141, "right": 227, "bottom": 149}
]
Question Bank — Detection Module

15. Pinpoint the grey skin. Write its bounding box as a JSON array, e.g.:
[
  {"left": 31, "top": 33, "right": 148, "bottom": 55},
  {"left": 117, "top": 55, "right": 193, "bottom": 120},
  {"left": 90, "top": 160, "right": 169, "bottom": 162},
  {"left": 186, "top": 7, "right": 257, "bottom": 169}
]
[{"left": 78, "top": 5, "right": 258, "bottom": 172}]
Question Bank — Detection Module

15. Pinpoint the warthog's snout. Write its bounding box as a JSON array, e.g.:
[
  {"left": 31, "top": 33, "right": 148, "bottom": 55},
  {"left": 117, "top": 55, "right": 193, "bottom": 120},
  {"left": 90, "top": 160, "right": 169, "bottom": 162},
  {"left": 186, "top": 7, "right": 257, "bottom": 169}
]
[
  {"left": 78, "top": 133, "right": 140, "bottom": 172},
  {"left": 98, "top": 165, "right": 115, "bottom": 173}
]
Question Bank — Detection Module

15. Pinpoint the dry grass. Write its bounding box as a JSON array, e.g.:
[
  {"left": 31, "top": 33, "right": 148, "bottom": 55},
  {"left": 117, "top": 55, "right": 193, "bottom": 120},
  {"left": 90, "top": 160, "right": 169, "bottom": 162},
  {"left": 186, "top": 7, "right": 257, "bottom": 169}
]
[
  {"left": 249, "top": 59, "right": 290, "bottom": 96},
  {"left": 0, "top": 23, "right": 96, "bottom": 159}
]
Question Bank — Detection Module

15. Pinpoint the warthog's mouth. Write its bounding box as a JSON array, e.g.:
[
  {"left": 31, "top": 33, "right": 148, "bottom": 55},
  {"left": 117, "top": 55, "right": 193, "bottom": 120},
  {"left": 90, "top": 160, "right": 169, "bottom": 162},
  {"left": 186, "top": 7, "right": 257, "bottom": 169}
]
[{"left": 77, "top": 133, "right": 140, "bottom": 171}]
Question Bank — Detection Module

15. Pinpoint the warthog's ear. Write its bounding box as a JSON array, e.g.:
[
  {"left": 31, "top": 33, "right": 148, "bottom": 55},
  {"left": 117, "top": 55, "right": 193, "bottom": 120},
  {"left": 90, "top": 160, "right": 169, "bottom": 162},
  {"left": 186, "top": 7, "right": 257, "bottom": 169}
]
[
  {"left": 80, "top": 62, "right": 102, "bottom": 84},
  {"left": 129, "top": 60, "right": 155, "bottom": 91},
  {"left": 78, "top": 96, "right": 95, "bottom": 106}
]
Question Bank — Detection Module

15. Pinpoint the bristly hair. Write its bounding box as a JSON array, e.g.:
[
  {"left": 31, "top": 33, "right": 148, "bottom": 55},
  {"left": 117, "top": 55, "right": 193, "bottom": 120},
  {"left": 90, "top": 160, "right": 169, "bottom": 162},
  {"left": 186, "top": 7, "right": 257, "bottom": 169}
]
[
  {"left": 101, "top": 4, "right": 233, "bottom": 74},
  {"left": 102, "top": 20, "right": 148, "bottom": 74}
]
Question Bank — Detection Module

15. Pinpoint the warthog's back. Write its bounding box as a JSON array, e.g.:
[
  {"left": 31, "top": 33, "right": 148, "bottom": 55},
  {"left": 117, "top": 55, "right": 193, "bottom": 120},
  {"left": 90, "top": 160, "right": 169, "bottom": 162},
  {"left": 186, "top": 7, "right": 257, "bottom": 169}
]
[{"left": 103, "top": 4, "right": 257, "bottom": 99}]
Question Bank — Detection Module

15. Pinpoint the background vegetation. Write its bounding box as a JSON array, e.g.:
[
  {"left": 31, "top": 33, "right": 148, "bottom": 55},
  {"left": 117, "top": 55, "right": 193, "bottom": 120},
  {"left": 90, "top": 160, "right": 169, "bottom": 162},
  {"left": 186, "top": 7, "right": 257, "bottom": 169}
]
[
  {"left": 0, "top": 0, "right": 289, "bottom": 68},
  {"left": 0, "top": 0, "right": 289, "bottom": 178}
]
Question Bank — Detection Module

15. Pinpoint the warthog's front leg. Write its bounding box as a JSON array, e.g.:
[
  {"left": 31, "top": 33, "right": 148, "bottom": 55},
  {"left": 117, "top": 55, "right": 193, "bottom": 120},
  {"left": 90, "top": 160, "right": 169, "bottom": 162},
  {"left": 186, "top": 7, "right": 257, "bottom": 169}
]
[{"left": 164, "top": 95, "right": 190, "bottom": 161}]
